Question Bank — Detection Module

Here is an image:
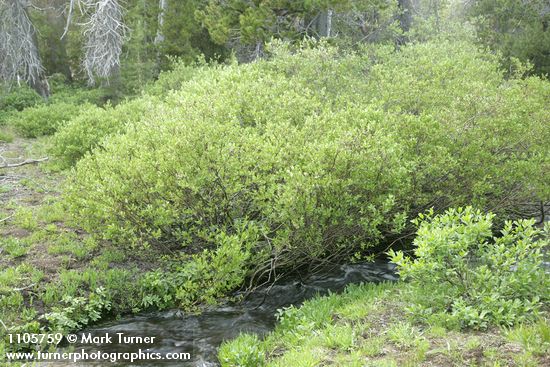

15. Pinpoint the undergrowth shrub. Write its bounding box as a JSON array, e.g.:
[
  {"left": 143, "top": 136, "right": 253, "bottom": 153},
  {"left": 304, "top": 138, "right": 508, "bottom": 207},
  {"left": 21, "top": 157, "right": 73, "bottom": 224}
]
[
  {"left": 0, "top": 129, "right": 14, "bottom": 143},
  {"left": 11, "top": 102, "right": 85, "bottom": 138},
  {"left": 0, "top": 85, "right": 43, "bottom": 112},
  {"left": 218, "top": 333, "right": 265, "bottom": 367},
  {"left": 139, "top": 223, "right": 261, "bottom": 310},
  {"left": 66, "top": 105, "right": 412, "bottom": 261},
  {"left": 364, "top": 40, "right": 550, "bottom": 216},
  {"left": 0, "top": 85, "right": 43, "bottom": 126},
  {"left": 43, "top": 287, "right": 111, "bottom": 332},
  {"left": 389, "top": 207, "right": 549, "bottom": 329},
  {"left": 47, "top": 74, "right": 112, "bottom": 106},
  {"left": 0, "top": 110, "right": 15, "bottom": 126},
  {"left": 50, "top": 97, "right": 159, "bottom": 167},
  {"left": 48, "top": 85, "right": 112, "bottom": 106},
  {"left": 145, "top": 57, "right": 202, "bottom": 96}
]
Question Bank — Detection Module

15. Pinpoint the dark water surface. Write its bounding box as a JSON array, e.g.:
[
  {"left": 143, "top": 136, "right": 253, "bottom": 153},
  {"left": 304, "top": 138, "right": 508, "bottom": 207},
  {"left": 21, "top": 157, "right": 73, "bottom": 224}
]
[{"left": 52, "top": 262, "right": 396, "bottom": 366}]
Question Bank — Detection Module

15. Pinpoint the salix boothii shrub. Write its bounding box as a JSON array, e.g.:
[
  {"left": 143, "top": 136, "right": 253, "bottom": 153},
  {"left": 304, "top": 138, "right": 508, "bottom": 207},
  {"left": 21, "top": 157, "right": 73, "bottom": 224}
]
[{"left": 63, "top": 40, "right": 549, "bottom": 307}]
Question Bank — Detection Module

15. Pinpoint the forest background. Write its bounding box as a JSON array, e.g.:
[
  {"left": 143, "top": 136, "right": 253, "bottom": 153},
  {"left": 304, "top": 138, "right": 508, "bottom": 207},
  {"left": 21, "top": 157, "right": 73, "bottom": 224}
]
[{"left": 1, "top": 0, "right": 549, "bottom": 99}]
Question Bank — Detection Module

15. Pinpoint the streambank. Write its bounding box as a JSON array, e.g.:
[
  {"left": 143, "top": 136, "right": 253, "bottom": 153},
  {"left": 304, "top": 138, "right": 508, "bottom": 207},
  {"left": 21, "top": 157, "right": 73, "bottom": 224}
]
[
  {"left": 219, "top": 282, "right": 550, "bottom": 367},
  {"left": 51, "top": 262, "right": 396, "bottom": 366}
]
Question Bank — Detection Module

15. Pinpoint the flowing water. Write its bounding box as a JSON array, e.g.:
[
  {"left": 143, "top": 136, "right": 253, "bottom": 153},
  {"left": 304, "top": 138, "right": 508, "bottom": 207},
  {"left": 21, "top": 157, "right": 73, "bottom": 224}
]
[{"left": 52, "top": 262, "right": 396, "bottom": 366}]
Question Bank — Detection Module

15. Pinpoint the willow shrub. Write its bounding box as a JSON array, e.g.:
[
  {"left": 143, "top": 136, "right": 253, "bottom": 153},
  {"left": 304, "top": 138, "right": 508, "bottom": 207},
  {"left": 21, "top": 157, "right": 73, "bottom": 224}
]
[
  {"left": 389, "top": 207, "right": 549, "bottom": 329},
  {"left": 11, "top": 102, "right": 85, "bottom": 138},
  {"left": 66, "top": 105, "right": 413, "bottom": 262},
  {"left": 364, "top": 39, "right": 550, "bottom": 216},
  {"left": 64, "top": 40, "right": 549, "bottom": 308},
  {"left": 50, "top": 96, "right": 161, "bottom": 167},
  {"left": 0, "top": 85, "right": 42, "bottom": 112}
]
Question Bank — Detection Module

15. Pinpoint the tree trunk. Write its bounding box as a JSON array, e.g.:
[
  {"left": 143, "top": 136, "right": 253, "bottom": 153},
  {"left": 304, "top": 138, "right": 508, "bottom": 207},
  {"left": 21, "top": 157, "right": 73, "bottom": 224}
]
[
  {"left": 29, "top": 26, "right": 50, "bottom": 98},
  {"left": 315, "top": 10, "right": 333, "bottom": 38},
  {"left": 154, "top": 0, "right": 167, "bottom": 45},
  {"left": 154, "top": 0, "right": 167, "bottom": 72},
  {"left": 28, "top": 73, "right": 50, "bottom": 99},
  {"left": 397, "top": 0, "right": 413, "bottom": 44}
]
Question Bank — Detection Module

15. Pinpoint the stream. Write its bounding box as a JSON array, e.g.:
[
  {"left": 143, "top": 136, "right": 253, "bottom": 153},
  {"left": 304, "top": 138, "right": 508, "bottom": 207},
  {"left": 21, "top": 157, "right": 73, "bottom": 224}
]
[{"left": 52, "top": 262, "right": 396, "bottom": 366}]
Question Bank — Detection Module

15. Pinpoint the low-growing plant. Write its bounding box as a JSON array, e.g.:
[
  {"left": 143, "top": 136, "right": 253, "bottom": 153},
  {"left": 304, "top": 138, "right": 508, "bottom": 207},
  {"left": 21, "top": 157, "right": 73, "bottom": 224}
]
[
  {"left": 140, "top": 223, "right": 261, "bottom": 310},
  {"left": 50, "top": 97, "right": 159, "bottom": 167},
  {"left": 43, "top": 287, "right": 111, "bottom": 331},
  {"left": 319, "top": 324, "right": 355, "bottom": 350},
  {"left": 46, "top": 75, "right": 112, "bottom": 106},
  {"left": 1, "top": 315, "right": 42, "bottom": 353},
  {"left": 0, "top": 85, "right": 43, "bottom": 112},
  {"left": 90, "top": 248, "right": 126, "bottom": 269},
  {"left": 506, "top": 319, "right": 550, "bottom": 355},
  {"left": 218, "top": 282, "right": 398, "bottom": 366},
  {"left": 0, "top": 110, "right": 15, "bottom": 126},
  {"left": 387, "top": 321, "right": 424, "bottom": 348},
  {"left": 145, "top": 56, "right": 203, "bottom": 96},
  {"left": 13, "top": 206, "right": 38, "bottom": 231},
  {"left": 218, "top": 333, "right": 265, "bottom": 367},
  {"left": 47, "top": 232, "right": 94, "bottom": 260},
  {"left": 10, "top": 102, "right": 84, "bottom": 138},
  {"left": 0, "top": 264, "right": 43, "bottom": 299},
  {"left": 40, "top": 267, "right": 137, "bottom": 314},
  {"left": 0, "top": 237, "right": 29, "bottom": 258},
  {"left": 360, "top": 336, "right": 386, "bottom": 357},
  {"left": 389, "top": 207, "right": 549, "bottom": 329},
  {"left": 0, "top": 129, "right": 14, "bottom": 142}
]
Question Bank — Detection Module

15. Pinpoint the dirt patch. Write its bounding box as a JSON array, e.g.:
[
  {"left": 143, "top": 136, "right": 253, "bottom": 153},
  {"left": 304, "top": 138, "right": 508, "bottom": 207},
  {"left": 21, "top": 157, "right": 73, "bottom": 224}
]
[
  {"left": 1, "top": 138, "right": 52, "bottom": 205},
  {"left": 25, "top": 242, "right": 63, "bottom": 281}
]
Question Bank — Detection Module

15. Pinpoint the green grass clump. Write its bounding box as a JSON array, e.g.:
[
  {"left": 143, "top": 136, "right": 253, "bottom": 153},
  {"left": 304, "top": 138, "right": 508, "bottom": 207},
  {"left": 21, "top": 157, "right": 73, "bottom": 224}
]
[
  {"left": 218, "top": 334, "right": 265, "bottom": 367},
  {"left": 218, "top": 282, "right": 396, "bottom": 366},
  {"left": 506, "top": 319, "right": 550, "bottom": 355},
  {"left": 0, "top": 129, "right": 14, "bottom": 142},
  {"left": 219, "top": 278, "right": 549, "bottom": 366},
  {"left": 0, "top": 237, "right": 30, "bottom": 258}
]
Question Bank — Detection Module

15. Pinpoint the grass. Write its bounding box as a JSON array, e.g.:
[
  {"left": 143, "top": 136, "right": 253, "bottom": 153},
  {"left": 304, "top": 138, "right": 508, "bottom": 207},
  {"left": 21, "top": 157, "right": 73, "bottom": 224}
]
[
  {"left": 506, "top": 320, "right": 550, "bottom": 356},
  {"left": 0, "top": 129, "right": 14, "bottom": 143},
  {"left": 0, "top": 237, "right": 30, "bottom": 258},
  {"left": 219, "top": 282, "right": 550, "bottom": 366},
  {"left": 0, "top": 135, "right": 154, "bottom": 358}
]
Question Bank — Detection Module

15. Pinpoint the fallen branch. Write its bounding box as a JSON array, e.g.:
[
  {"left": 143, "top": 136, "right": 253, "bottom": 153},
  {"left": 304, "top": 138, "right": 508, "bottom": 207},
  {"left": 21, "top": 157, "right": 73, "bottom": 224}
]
[
  {"left": 13, "top": 283, "right": 36, "bottom": 292},
  {"left": 0, "top": 157, "right": 49, "bottom": 168},
  {"left": 0, "top": 284, "right": 37, "bottom": 297},
  {"left": 0, "top": 214, "right": 14, "bottom": 223}
]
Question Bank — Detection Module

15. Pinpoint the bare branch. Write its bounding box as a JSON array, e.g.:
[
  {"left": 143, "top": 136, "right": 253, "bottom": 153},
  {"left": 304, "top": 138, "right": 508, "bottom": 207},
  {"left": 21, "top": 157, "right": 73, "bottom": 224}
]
[
  {"left": 13, "top": 283, "right": 36, "bottom": 292},
  {"left": 61, "top": 0, "right": 77, "bottom": 40},
  {"left": 0, "top": 157, "right": 49, "bottom": 168},
  {"left": 0, "top": 0, "right": 46, "bottom": 89},
  {"left": 0, "top": 147, "right": 48, "bottom": 168},
  {"left": 80, "top": 0, "right": 128, "bottom": 85},
  {"left": 0, "top": 214, "right": 14, "bottom": 223}
]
